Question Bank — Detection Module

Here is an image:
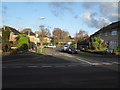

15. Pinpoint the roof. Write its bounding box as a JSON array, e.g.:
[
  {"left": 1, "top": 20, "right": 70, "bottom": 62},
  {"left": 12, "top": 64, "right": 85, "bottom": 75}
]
[
  {"left": 20, "top": 28, "right": 35, "bottom": 36},
  {"left": 91, "top": 21, "right": 120, "bottom": 37},
  {"left": 2, "top": 26, "right": 20, "bottom": 35}
]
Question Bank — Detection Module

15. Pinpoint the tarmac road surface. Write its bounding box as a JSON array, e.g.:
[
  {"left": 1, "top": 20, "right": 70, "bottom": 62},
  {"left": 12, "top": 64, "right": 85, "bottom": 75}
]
[{"left": 2, "top": 48, "right": 119, "bottom": 88}]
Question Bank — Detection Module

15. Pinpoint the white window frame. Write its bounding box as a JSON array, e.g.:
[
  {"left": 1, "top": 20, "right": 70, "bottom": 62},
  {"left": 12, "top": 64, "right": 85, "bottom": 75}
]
[{"left": 111, "top": 30, "right": 117, "bottom": 35}]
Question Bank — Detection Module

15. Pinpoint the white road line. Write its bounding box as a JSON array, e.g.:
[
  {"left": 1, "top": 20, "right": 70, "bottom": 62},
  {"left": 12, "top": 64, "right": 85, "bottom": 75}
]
[
  {"left": 59, "top": 53, "right": 74, "bottom": 58},
  {"left": 55, "top": 65, "right": 65, "bottom": 67},
  {"left": 41, "top": 66, "right": 52, "bottom": 67},
  {"left": 76, "top": 58, "right": 102, "bottom": 66},
  {"left": 90, "top": 63, "right": 102, "bottom": 65},
  {"left": 112, "top": 62, "right": 119, "bottom": 64},
  {"left": 27, "top": 66, "right": 39, "bottom": 68},
  {"left": 102, "top": 62, "right": 112, "bottom": 65},
  {"left": 76, "top": 58, "right": 92, "bottom": 64}
]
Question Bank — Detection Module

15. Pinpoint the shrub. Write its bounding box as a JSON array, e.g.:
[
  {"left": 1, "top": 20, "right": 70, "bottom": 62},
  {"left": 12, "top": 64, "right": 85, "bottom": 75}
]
[
  {"left": 114, "top": 47, "right": 120, "bottom": 55},
  {"left": 92, "top": 37, "right": 106, "bottom": 51},
  {"left": 43, "top": 43, "right": 51, "bottom": 45},
  {"left": 16, "top": 34, "right": 29, "bottom": 50},
  {"left": 20, "top": 44, "right": 28, "bottom": 50}
]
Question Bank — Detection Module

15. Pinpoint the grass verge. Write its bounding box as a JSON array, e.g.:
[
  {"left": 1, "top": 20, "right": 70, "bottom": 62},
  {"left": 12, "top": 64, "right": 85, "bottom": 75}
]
[
  {"left": 78, "top": 52, "right": 95, "bottom": 56},
  {"left": 36, "top": 49, "right": 44, "bottom": 55}
]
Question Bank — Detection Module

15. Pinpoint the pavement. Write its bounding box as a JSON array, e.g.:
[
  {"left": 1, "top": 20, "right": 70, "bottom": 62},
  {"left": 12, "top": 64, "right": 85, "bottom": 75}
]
[{"left": 2, "top": 48, "right": 120, "bottom": 88}]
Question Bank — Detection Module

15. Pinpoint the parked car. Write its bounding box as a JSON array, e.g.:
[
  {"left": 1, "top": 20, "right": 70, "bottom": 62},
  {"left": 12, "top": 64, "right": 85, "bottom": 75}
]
[
  {"left": 66, "top": 46, "right": 78, "bottom": 54},
  {"left": 45, "top": 45, "right": 56, "bottom": 48},
  {"left": 63, "top": 45, "right": 69, "bottom": 51},
  {"left": 60, "top": 45, "right": 69, "bottom": 52}
]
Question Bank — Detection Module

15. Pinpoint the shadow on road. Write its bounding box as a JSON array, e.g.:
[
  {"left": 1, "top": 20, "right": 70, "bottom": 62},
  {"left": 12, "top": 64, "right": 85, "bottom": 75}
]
[{"left": 2, "top": 50, "right": 119, "bottom": 88}]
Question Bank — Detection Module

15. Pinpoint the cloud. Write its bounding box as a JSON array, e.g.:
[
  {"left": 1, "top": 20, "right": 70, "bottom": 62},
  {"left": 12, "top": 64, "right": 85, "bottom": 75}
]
[
  {"left": 80, "top": 2, "right": 119, "bottom": 28},
  {"left": 82, "top": 2, "right": 99, "bottom": 9},
  {"left": 82, "top": 2, "right": 118, "bottom": 22},
  {"left": 49, "top": 2, "right": 75, "bottom": 17},
  {"left": 82, "top": 2, "right": 118, "bottom": 14},
  {"left": 99, "top": 2, "right": 118, "bottom": 15},
  {"left": 82, "top": 12, "right": 110, "bottom": 28},
  {"left": 108, "top": 13, "right": 120, "bottom": 21}
]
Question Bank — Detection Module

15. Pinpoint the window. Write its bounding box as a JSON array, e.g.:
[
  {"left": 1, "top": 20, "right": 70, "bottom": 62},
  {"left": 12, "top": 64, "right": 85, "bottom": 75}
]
[
  {"left": 105, "top": 32, "right": 107, "bottom": 36},
  {"left": 111, "top": 31, "right": 117, "bottom": 35},
  {"left": 99, "top": 33, "right": 102, "bottom": 35}
]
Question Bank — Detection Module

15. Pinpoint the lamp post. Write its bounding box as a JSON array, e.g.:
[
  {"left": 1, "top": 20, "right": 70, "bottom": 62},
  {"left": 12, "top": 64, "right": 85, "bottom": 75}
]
[{"left": 36, "top": 17, "right": 45, "bottom": 53}]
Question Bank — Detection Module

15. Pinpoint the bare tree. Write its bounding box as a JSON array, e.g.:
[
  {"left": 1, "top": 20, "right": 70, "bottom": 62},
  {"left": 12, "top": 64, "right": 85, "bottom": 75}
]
[
  {"left": 53, "top": 28, "right": 69, "bottom": 43},
  {"left": 39, "top": 25, "right": 51, "bottom": 53},
  {"left": 62, "top": 30, "right": 70, "bottom": 43},
  {"left": 75, "top": 30, "right": 89, "bottom": 43}
]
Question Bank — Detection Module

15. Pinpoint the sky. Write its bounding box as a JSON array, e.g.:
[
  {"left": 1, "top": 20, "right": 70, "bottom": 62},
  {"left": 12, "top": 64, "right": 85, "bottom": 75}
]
[{"left": 0, "top": 1, "right": 119, "bottom": 36}]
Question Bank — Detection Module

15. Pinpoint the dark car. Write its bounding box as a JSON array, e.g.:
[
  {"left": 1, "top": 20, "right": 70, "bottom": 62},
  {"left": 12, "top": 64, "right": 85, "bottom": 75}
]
[{"left": 66, "top": 46, "right": 78, "bottom": 54}]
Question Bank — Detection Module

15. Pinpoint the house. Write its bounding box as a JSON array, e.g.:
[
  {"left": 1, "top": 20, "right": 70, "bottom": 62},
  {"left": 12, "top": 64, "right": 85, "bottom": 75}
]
[
  {"left": 67, "top": 36, "right": 75, "bottom": 45},
  {"left": 43, "top": 36, "right": 51, "bottom": 43},
  {"left": 20, "top": 28, "right": 43, "bottom": 49},
  {"left": 2, "top": 25, "right": 21, "bottom": 42},
  {"left": 89, "top": 21, "right": 120, "bottom": 50},
  {"left": 77, "top": 39, "right": 89, "bottom": 50},
  {"left": 20, "top": 28, "right": 36, "bottom": 43},
  {"left": 1, "top": 25, "right": 21, "bottom": 52}
]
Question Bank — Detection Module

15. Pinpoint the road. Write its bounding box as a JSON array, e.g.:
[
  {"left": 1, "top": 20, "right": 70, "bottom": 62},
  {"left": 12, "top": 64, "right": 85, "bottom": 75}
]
[{"left": 2, "top": 48, "right": 119, "bottom": 88}]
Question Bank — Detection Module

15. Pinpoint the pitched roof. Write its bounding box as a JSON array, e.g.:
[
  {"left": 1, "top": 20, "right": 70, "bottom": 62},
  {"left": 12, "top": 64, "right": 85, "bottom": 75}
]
[
  {"left": 3, "top": 26, "right": 20, "bottom": 35},
  {"left": 20, "top": 28, "right": 35, "bottom": 36},
  {"left": 91, "top": 21, "right": 120, "bottom": 37}
]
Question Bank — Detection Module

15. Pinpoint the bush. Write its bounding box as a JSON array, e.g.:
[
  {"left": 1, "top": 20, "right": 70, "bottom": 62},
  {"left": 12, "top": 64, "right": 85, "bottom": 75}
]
[
  {"left": 92, "top": 37, "right": 106, "bottom": 50},
  {"left": 16, "top": 34, "right": 29, "bottom": 50},
  {"left": 43, "top": 43, "right": 51, "bottom": 45},
  {"left": 20, "top": 44, "right": 28, "bottom": 50},
  {"left": 114, "top": 47, "right": 120, "bottom": 55}
]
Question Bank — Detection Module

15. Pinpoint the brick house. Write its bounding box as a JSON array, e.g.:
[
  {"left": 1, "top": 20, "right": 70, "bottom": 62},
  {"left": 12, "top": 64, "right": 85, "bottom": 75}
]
[
  {"left": 89, "top": 21, "right": 120, "bottom": 50},
  {"left": 2, "top": 26, "right": 21, "bottom": 42}
]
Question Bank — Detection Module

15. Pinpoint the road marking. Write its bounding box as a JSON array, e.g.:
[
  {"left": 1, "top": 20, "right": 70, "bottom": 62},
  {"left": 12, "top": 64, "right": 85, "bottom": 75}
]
[
  {"left": 55, "top": 65, "right": 65, "bottom": 67},
  {"left": 41, "top": 66, "right": 52, "bottom": 67},
  {"left": 112, "top": 62, "right": 119, "bottom": 64},
  {"left": 63, "top": 54, "right": 74, "bottom": 57},
  {"left": 102, "top": 62, "right": 112, "bottom": 65},
  {"left": 90, "top": 63, "right": 102, "bottom": 65},
  {"left": 76, "top": 58, "right": 102, "bottom": 66},
  {"left": 27, "top": 66, "right": 39, "bottom": 68},
  {"left": 76, "top": 58, "right": 92, "bottom": 64}
]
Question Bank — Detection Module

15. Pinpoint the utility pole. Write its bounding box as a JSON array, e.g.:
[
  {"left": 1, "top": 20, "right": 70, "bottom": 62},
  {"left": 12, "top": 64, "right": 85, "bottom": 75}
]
[{"left": 37, "top": 17, "right": 45, "bottom": 53}]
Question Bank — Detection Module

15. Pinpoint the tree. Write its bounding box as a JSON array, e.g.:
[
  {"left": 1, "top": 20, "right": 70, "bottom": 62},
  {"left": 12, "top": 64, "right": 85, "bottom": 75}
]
[
  {"left": 53, "top": 28, "right": 69, "bottom": 43},
  {"left": 75, "top": 30, "right": 89, "bottom": 43},
  {"left": 62, "top": 31, "right": 70, "bottom": 43},
  {"left": 2, "top": 27, "right": 11, "bottom": 52},
  {"left": 39, "top": 25, "right": 51, "bottom": 53},
  {"left": 2, "top": 29, "right": 10, "bottom": 42},
  {"left": 92, "top": 37, "right": 105, "bottom": 50}
]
